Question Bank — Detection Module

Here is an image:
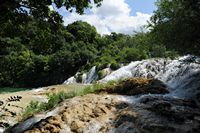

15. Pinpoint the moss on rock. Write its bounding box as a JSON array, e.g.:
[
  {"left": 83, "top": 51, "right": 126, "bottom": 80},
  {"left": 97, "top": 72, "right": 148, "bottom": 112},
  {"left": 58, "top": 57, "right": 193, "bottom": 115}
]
[{"left": 101, "top": 78, "right": 169, "bottom": 96}]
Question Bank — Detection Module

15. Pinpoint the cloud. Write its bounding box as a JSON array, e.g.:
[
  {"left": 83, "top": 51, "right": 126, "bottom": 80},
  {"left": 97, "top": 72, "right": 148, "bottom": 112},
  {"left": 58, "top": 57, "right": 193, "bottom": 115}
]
[{"left": 62, "top": 0, "right": 151, "bottom": 35}]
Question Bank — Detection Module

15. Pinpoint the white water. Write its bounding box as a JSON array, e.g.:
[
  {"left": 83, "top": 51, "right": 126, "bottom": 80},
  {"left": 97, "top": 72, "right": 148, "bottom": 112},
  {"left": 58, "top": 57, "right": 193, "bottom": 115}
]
[
  {"left": 100, "top": 55, "right": 200, "bottom": 100},
  {"left": 83, "top": 66, "right": 98, "bottom": 84},
  {"left": 8, "top": 106, "right": 60, "bottom": 133},
  {"left": 6, "top": 56, "right": 200, "bottom": 133},
  {"left": 64, "top": 66, "right": 98, "bottom": 84},
  {"left": 64, "top": 55, "right": 200, "bottom": 100},
  {"left": 64, "top": 76, "right": 77, "bottom": 84},
  {"left": 100, "top": 58, "right": 171, "bottom": 82}
]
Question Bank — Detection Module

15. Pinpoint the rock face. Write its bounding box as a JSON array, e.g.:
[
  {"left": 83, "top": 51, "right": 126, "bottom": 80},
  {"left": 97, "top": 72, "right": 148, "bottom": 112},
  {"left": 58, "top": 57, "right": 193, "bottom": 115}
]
[
  {"left": 99, "top": 55, "right": 200, "bottom": 102},
  {"left": 101, "top": 78, "right": 169, "bottom": 96},
  {"left": 64, "top": 55, "right": 200, "bottom": 103},
  {"left": 8, "top": 93, "right": 200, "bottom": 133}
]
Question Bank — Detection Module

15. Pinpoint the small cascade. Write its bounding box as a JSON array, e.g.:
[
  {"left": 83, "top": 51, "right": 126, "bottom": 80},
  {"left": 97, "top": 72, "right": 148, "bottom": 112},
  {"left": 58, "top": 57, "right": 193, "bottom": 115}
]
[
  {"left": 6, "top": 55, "right": 200, "bottom": 133},
  {"left": 63, "top": 76, "right": 77, "bottom": 84},
  {"left": 64, "top": 55, "right": 200, "bottom": 101},
  {"left": 83, "top": 66, "right": 98, "bottom": 84},
  {"left": 63, "top": 66, "right": 98, "bottom": 84},
  {"left": 100, "top": 55, "right": 200, "bottom": 101},
  {"left": 100, "top": 58, "right": 171, "bottom": 82}
]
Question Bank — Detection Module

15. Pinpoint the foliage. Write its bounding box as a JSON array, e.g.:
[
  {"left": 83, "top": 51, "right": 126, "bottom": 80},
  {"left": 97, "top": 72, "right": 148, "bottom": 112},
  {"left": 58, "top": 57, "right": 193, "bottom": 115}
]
[
  {"left": 21, "top": 82, "right": 115, "bottom": 120},
  {"left": 1, "top": 0, "right": 190, "bottom": 88},
  {"left": 80, "top": 83, "right": 104, "bottom": 95},
  {"left": 22, "top": 91, "right": 75, "bottom": 120},
  {"left": 149, "top": 0, "right": 200, "bottom": 55},
  {"left": 110, "top": 62, "right": 121, "bottom": 70}
]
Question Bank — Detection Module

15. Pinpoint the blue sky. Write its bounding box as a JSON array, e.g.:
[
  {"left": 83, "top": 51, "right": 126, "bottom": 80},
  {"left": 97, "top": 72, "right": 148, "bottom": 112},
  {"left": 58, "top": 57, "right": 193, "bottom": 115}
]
[
  {"left": 56, "top": 0, "right": 157, "bottom": 35},
  {"left": 126, "top": 0, "right": 157, "bottom": 15}
]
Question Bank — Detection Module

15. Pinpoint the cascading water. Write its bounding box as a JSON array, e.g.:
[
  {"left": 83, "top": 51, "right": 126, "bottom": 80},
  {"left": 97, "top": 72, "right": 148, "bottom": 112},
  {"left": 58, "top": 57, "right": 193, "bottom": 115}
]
[
  {"left": 82, "top": 66, "right": 98, "bottom": 84},
  {"left": 6, "top": 55, "right": 200, "bottom": 133},
  {"left": 64, "top": 66, "right": 98, "bottom": 84},
  {"left": 64, "top": 55, "right": 200, "bottom": 101},
  {"left": 100, "top": 55, "right": 200, "bottom": 101},
  {"left": 99, "top": 58, "right": 171, "bottom": 82},
  {"left": 63, "top": 76, "right": 77, "bottom": 84}
]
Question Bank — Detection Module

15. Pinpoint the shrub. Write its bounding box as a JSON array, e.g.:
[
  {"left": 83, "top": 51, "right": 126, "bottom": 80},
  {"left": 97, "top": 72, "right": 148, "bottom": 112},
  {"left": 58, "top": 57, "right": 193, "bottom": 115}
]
[
  {"left": 96, "top": 63, "right": 109, "bottom": 71},
  {"left": 164, "top": 51, "right": 178, "bottom": 59},
  {"left": 97, "top": 70, "right": 107, "bottom": 79},
  {"left": 81, "top": 83, "right": 104, "bottom": 95},
  {"left": 76, "top": 73, "right": 83, "bottom": 83},
  {"left": 110, "top": 62, "right": 120, "bottom": 70},
  {"left": 22, "top": 91, "right": 75, "bottom": 120},
  {"left": 22, "top": 101, "right": 40, "bottom": 119},
  {"left": 120, "top": 48, "right": 148, "bottom": 62}
]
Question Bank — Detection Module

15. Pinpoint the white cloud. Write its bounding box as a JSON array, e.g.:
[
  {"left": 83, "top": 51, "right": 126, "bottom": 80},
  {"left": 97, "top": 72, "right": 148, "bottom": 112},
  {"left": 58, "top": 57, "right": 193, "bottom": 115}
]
[{"left": 62, "top": 0, "right": 151, "bottom": 35}]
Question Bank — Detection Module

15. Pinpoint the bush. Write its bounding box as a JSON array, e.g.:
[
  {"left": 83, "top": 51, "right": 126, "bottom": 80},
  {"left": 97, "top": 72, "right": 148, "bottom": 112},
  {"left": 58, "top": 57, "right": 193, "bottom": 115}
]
[
  {"left": 22, "top": 91, "right": 75, "bottom": 120},
  {"left": 96, "top": 63, "right": 108, "bottom": 71},
  {"left": 110, "top": 62, "right": 120, "bottom": 70},
  {"left": 97, "top": 70, "right": 106, "bottom": 79},
  {"left": 76, "top": 72, "right": 83, "bottom": 83},
  {"left": 150, "top": 45, "right": 167, "bottom": 58},
  {"left": 120, "top": 48, "right": 148, "bottom": 62},
  {"left": 164, "top": 51, "right": 178, "bottom": 59},
  {"left": 22, "top": 101, "right": 40, "bottom": 119},
  {"left": 80, "top": 83, "right": 104, "bottom": 95}
]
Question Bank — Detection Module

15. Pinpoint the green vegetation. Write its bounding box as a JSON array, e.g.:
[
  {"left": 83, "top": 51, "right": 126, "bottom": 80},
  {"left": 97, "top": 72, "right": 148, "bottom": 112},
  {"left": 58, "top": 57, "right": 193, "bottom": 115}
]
[
  {"left": 22, "top": 77, "right": 167, "bottom": 120},
  {"left": 149, "top": 0, "right": 200, "bottom": 55},
  {"left": 22, "top": 84, "right": 104, "bottom": 120},
  {"left": 0, "top": 0, "right": 199, "bottom": 88},
  {"left": 0, "top": 88, "right": 31, "bottom": 94},
  {"left": 22, "top": 91, "right": 75, "bottom": 120}
]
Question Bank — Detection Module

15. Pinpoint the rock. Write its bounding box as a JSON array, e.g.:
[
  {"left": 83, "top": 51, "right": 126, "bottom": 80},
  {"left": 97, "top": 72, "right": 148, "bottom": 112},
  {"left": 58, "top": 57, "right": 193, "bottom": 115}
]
[
  {"left": 70, "top": 120, "right": 84, "bottom": 133},
  {"left": 103, "top": 78, "right": 169, "bottom": 96},
  {"left": 7, "top": 94, "right": 200, "bottom": 133}
]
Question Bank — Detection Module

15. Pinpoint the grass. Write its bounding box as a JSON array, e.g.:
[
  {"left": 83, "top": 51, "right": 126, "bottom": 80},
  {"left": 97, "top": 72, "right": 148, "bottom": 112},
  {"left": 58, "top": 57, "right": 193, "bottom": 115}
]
[
  {"left": 21, "top": 81, "right": 120, "bottom": 121},
  {"left": 22, "top": 81, "right": 123, "bottom": 120},
  {"left": 22, "top": 91, "right": 76, "bottom": 120}
]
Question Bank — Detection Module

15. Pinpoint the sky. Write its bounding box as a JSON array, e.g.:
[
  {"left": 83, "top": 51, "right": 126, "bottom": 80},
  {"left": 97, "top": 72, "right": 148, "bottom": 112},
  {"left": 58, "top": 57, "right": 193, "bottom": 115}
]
[{"left": 55, "top": 0, "right": 157, "bottom": 35}]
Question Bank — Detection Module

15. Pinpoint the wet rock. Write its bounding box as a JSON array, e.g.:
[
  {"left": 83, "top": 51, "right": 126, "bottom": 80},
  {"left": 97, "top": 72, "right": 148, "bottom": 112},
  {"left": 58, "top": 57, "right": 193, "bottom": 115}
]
[
  {"left": 103, "top": 78, "right": 169, "bottom": 96},
  {"left": 150, "top": 101, "right": 173, "bottom": 115},
  {"left": 7, "top": 94, "right": 200, "bottom": 133},
  {"left": 141, "top": 124, "right": 177, "bottom": 133},
  {"left": 115, "top": 109, "right": 137, "bottom": 127}
]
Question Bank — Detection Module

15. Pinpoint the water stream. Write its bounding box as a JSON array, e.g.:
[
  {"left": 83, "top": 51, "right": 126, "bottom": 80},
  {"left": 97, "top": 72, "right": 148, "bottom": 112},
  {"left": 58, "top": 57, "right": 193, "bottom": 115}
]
[{"left": 8, "top": 55, "right": 200, "bottom": 133}]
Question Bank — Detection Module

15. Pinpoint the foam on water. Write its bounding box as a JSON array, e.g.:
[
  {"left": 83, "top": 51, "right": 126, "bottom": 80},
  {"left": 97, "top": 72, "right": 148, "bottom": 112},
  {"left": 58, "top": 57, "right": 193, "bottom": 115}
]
[
  {"left": 100, "top": 55, "right": 200, "bottom": 100},
  {"left": 64, "top": 55, "right": 200, "bottom": 100}
]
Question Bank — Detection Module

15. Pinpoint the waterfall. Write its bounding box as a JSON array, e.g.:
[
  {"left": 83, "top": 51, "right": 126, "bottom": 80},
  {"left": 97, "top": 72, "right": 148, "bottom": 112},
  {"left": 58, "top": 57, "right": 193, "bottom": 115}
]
[
  {"left": 99, "top": 58, "right": 171, "bottom": 82},
  {"left": 63, "top": 76, "right": 77, "bottom": 84},
  {"left": 63, "top": 66, "right": 98, "bottom": 84},
  {"left": 100, "top": 55, "right": 200, "bottom": 100},
  {"left": 83, "top": 66, "right": 98, "bottom": 84},
  {"left": 63, "top": 55, "right": 200, "bottom": 100}
]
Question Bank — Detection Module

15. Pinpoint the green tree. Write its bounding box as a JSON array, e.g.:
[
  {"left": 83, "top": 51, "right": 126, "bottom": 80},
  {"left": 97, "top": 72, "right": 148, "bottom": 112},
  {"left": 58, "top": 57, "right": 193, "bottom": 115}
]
[
  {"left": 66, "top": 21, "right": 99, "bottom": 43},
  {"left": 149, "top": 0, "right": 200, "bottom": 55}
]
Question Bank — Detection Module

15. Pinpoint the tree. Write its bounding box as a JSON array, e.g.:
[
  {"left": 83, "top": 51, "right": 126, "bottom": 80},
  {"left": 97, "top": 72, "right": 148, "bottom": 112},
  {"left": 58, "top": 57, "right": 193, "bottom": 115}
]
[
  {"left": 66, "top": 21, "right": 99, "bottom": 43},
  {"left": 0, "top": 0, "right": 103, "bottom": 17},
  {"left": 149, "top": 0, "right": 200, "bottom": 55}
]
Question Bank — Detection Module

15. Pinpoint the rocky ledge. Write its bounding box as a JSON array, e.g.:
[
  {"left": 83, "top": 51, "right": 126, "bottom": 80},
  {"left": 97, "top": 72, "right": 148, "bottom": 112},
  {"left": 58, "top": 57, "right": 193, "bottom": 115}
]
[
  {"left": 6, "top": 78, "right": 200, "bottom": 133},
  {"left": 100, "top": 78, "right": 169, "bottom": 95},
  {"left": 7, "top": 94, "right": 200, "bottom": 133}
]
